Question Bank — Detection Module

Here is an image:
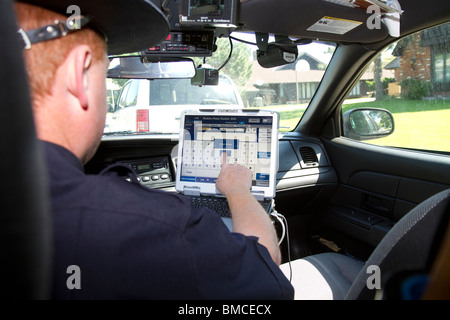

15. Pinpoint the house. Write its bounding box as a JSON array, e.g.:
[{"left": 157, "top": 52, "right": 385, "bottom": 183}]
[
  {"left": 244, "top": 52, "right": 328, "bottom": 106},
  {"left": 244, "top": 51, "right": 394, "bottom": 107},
  {"left": 386, "top": 22, "right": 450, "bottom": 98}
]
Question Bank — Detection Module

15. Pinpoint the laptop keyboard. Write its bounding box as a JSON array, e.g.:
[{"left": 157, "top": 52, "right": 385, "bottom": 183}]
[
  {"left": 191, "top": 196, "right": 231, "bottom": 218},
  {"left": 190, "top": 196, "right": 273, "bottom": 218}
]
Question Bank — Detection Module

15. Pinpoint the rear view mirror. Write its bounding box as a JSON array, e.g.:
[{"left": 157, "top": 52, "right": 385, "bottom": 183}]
[
  {"left": 107, "top": 56, "right": 196, "bottom": 79},
  {"left": 343, "top": 108, "right": 394, "bottom": 140}
]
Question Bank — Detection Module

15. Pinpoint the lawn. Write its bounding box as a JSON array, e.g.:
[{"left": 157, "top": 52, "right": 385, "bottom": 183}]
[
  {"left": 258, "top": 104, "right": 307, "bottom": 131},
  {"left": 278, "top": 108, "right": 307, "bottom": 130},
  {"left": 343, "top": 99, "right": 450, "bottom": 152},
  {"left": 267, "top": 98, "right": 450, "bottom": 152}
]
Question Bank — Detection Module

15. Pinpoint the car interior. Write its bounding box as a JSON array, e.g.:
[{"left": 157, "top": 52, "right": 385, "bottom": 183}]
[{"left": 1, "top": 0, "right": 450, "bottom": 300}]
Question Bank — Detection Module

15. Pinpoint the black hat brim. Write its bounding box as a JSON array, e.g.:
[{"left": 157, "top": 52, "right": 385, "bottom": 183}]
[{"left": 18, "top": 0, "right": 170, "bottom": 55}]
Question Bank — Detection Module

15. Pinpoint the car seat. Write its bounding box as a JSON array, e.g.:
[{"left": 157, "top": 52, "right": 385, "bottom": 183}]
[
  {"left": 281, "top": 188, "right": 450, "bottom": 299},
  {"left": 0, "top": 0, "right": 52, "bottom": 299}
]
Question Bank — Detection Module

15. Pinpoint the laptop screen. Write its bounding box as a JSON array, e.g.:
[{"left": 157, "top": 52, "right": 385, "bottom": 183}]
[{"left": 180, "top": 113, "right": 274, "bottom": 187}]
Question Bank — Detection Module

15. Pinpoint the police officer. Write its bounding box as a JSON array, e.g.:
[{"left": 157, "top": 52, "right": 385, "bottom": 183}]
[{"left": 15, "top": 0, "right": 294, "bottom": 299}]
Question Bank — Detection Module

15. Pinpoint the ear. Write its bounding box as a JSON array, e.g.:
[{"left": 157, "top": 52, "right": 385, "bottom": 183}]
[{"left": 67, "top": 45, "right": 92, "bottom": 110}]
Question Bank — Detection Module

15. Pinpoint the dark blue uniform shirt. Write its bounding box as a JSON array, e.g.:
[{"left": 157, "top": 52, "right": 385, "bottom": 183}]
[{"left": 43, "top": 141, "right": 294, "bottom": 299}]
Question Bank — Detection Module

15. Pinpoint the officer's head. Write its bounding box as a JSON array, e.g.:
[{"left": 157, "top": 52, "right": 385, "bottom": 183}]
[{"left": 14, "top": 0, "right": 169, "bottom": 163}]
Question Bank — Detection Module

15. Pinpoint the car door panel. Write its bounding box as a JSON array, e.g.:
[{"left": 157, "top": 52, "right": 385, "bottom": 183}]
[
  {"left": 323, "top": 138, "right": 450, "bottom": 187},
  {"left": 308, "top": 137, "right": 450, "bottom": 259}
]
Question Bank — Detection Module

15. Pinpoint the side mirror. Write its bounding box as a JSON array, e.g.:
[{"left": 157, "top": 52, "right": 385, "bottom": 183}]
[{"left": 343, "top": 108, "right": 394, "bottom": 141}]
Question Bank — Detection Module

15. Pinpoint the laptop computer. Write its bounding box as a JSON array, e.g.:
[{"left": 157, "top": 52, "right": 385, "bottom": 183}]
[{"left": 175, "top": 109, "right": 279, "bottom": 218}]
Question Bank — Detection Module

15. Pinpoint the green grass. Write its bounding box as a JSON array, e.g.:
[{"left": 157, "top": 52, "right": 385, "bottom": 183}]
[
  {"left": 258, "top": 104, "right": 306, "bottom": 131},
  {"left": 278, "top": 109, "right": 306, "bottom": 130},
  {"left": 265, "top": 98, "right": 450, "bottom": 152},
  {"left": 342, "top": 98, "right": 450, "bottom": 114},
  {"left": 343, "top": 99, "right": 450, "bottom": 152}
]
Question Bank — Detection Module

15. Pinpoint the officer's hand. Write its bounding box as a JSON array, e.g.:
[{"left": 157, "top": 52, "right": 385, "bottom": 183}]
[{"left": 216, "top": 152, "right": 252, "bottom": 197}]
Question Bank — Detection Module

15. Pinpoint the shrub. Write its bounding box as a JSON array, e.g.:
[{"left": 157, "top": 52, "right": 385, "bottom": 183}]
[{"left": 400, "top": 78, "right": 432, "bottom": 100}]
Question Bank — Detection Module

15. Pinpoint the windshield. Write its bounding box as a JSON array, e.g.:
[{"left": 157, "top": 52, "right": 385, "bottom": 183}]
[{"left": 104, "top": 32, "right": 336, "bottom": 135}]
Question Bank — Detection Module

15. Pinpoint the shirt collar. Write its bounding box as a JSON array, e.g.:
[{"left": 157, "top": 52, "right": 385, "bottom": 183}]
[{"left": 40, "top": 140, "right": 84, "bottom": 173}]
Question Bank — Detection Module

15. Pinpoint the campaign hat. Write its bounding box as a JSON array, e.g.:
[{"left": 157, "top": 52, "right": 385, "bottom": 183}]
[{"left": 17, "top": 0, "right": 170, "bottom": 55}]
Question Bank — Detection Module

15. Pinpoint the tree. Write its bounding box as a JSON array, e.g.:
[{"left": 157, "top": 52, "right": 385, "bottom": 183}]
[
  {"left": 374, "top": 54, "right": 383, "bottom": 100},
  {"left": 369, "top": 43, "right": 396, "bottom": 100},
  {"left": 196, "top": 37, "right": 253, "bottom": 94}
]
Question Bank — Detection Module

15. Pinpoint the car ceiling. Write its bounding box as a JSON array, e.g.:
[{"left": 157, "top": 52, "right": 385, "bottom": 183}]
[{"left": 238, "top": 0, "right": 450, "bottom": 49}]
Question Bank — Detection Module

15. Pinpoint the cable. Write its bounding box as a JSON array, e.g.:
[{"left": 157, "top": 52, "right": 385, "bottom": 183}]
[
  {"left": 270, "top": 209, "right": 292, "bottom": 282},
  {"left": 217, "top": 36, "right": 233, "bottom": 71},
  {"left": 272, "top": 213, "right": 286, "bottom": 245},
  {"left": 229, "top": 35, "right": 257, "bottom": 46}
]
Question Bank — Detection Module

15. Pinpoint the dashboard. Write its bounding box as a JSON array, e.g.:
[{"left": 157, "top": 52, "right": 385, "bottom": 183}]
[
  {"left": 119, "top": 156, "right": 173, "bottom": 188},
  {"left": 84, "top": 135, "right": 338, "bottom": 216}
]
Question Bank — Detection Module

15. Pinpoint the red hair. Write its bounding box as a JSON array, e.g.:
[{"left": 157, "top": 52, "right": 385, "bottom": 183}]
[{"left": 14, "top": 2, "right": 107, "bottom": 106}]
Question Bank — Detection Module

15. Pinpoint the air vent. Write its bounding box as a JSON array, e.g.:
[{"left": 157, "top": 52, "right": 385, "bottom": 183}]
[{"left": 299, "top": 146, "right": 319, "bottom": 167}]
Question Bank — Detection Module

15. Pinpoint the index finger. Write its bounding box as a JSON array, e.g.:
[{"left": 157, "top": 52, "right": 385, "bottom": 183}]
[{"left": 221, "top": 151, "right": 228, "bottom": 165}]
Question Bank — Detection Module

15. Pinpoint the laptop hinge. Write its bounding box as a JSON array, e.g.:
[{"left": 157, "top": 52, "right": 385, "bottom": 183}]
[
  {"left": 183, "top": 186, "right": 201, "bottom": 197},
  {"left": 252, "top": 191, "right": 266, "bottom": 202}
]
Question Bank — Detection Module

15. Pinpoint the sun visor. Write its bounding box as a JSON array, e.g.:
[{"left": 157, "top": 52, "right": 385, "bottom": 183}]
[{"left": 239, "top": 0, "right": 391, "bottom": 44}]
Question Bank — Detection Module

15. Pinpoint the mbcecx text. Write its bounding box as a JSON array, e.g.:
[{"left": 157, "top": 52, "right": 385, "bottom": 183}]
[{"left": 178, "top": 304, "right": 271, "bottom": 317}]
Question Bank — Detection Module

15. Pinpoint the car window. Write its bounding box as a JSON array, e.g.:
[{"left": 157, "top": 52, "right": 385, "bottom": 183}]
[
  {"left": 116, "top": 80, "right": 140, "bottom": 110},
  {"left": 341, "top": 22, "right": 450, "bottom": 154},
  {"left": 104, "top": 33, "right": 336, "bottom": 134},
  {"left": 148, "top": 76, "right": 239, "bottom": 106},
  {"left": 122, "top": 80, "right": 139, "bottom": 108},
  {"left": 116, "top": 80, "right": 130, "bottom": 110}
]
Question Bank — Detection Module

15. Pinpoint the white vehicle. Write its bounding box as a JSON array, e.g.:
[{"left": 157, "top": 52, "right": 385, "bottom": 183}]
[{"left": 105, "top": 75, "right": 244, "bottom": 134}]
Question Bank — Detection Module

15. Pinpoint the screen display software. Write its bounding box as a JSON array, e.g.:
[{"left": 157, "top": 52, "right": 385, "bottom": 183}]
[{"left": 180, "top": 115, "right": 273, "bottom": 186}]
